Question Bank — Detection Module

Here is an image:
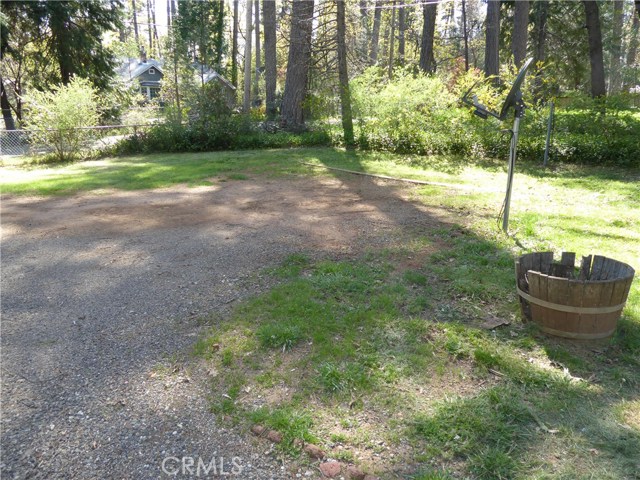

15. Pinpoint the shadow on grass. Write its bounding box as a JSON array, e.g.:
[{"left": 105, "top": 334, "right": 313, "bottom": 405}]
[
  {"left": 314, "top": 150, "right": 639, "bottom": 478},
  {"left": 196, "top": 148, "right": 640, "bottom": 478}
]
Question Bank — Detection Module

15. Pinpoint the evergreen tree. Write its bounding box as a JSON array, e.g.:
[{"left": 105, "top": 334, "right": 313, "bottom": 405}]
[
  {"left": 175, "top": 0, "right": 226, "bottom": 70},
  {"left": 281, "top": 0, "right": 314, "bottom": 130},
  {"left": 11, "top": 1, "right": 123, "bottom": 91},
  {"left": 512, "top": 0, "right": 529, "bottom": 68},
  {"left": 336, "top": 0, "right": 354, "bottom": 146},
  {"left": 583, "top": 0, "right": 606, "bottom": 97},
  {"left": 263, "top": 0, "right": 277, "bottom": 119},
  {"left": 485, "top": 0, "right": 500, "bottom": 77},
  {"left": 419, "top": 1, "right": 438, "bottom": 74}
]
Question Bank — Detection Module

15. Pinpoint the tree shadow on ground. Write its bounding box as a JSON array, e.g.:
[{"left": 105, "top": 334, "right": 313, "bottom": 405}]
[
  {"left": 308, "top": 148, "right": 639, "bottom": 479},
  {"left": 2, "top": 146, "right": 638, "bottom": 479}
]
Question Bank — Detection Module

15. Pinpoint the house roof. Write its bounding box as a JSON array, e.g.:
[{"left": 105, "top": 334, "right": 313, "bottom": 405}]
[
  {"left": 116, "top": 58, "right": 164, "bottom": 81},
  {"left": 192, "top": 63, "right": 236, "bottom": 90},
  {"left": 116, "top": 58, "right": 235, "bottom": 91}
]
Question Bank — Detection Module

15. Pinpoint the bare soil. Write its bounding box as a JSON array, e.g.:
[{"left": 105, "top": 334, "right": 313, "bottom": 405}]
[{"left": 1, "top": 173, "right": 455, "bottom": 479}]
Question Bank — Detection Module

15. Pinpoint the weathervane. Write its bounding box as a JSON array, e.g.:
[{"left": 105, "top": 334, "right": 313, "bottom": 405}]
[{"left": 462, "top": 58, "right": 534, "bottom": 233}]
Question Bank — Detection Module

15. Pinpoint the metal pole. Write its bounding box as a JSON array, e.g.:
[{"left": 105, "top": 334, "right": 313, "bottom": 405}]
[
  {"left": 502, "top": 115, "right": 521, "bottom": 233},
  {"left": 543, "top": 101, "right": 554, "bottom": 167}
]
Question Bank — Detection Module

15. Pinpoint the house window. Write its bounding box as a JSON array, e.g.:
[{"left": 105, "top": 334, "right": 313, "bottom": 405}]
[{"left": 149, "top": 68, "right": 156, "bottom": 75}]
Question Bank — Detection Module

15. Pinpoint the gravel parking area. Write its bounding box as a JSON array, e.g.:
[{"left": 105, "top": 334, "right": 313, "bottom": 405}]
[{"left": 1, "top": 174, "right": 442, "bottom": 479}]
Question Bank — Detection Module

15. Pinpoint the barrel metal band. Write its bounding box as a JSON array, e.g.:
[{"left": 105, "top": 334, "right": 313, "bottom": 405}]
[
  {"left": 539, "top": 325, "right": 616, "bottom": 340},
  {"left": 516, "top": 287, "right": 626, "bottom": 315}
]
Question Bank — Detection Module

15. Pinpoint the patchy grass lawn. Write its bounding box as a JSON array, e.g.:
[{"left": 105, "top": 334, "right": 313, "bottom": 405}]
[
  {"left": 192, "top": 150, "right": 639, "bottom": 479},
  {"left": 3, "top": 147, "right": 639, "bottom": 478}
]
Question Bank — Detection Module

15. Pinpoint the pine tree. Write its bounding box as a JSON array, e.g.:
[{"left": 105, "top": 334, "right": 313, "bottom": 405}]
[
  {"left": 512, "top": 0, "right": 529, "bottom": 68},
  {"left": 419, "top": 1, "right": 438, "bottom": 74},
  {"left": 32, "top": 1, "right": 123, "bottom": 91},
  {"left": 370, "top": 0, "right": 383, "bottom": 64},
  {"left": 485, "top": 0, "right": 500, "bottom": 77},
  {"left": 336, "top": 0, "right": 354, "bottom": 146},
  {"left": 281, "top": 0, "right": 314, "bottom": 130},
  {"left": 583, "top": 0, "right": 606, "bottom": 97},
  {"left": 263, "top": 0, "right": 277, "bottom": 119}
]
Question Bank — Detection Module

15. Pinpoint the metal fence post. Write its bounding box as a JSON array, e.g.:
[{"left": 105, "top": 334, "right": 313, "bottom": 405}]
[{"left": 543, "top": 101, "right": 554, "bottom": 168}]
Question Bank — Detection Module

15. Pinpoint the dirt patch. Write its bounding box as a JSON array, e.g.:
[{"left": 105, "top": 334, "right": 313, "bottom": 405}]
[
  {"left": 1, "top": 173, "right": 457, "bottom": 479},
  {"left": 2, "top": 175, "right": 450, "bottom": 247}
]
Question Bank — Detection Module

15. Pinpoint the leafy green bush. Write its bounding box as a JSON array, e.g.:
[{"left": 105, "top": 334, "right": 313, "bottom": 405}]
[
  {"left": 352, "top": 68, "right": 471, "bottom": 155},
  {"left": 114, "top": 115, "right": 331, "bottom": 155},
  {"left": 351, "top": 67, "right": 640, "bottom": 167},
  {"left": 24, "top": 77, "right": 100, "bottom": 162}
]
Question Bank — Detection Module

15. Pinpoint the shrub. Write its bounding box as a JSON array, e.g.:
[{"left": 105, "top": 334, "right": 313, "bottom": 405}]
[
  {"left": 113, "top": 115, "right": 332, "bottom": 155},
  {"left": 24, "top": 77, "right": 100, "bottom": 162},
  {"left": 352, "top": 68, "right": 464, "bottom": 155},
  {"left": 351, "top": 67, "right": 640, "bottom": 167}
]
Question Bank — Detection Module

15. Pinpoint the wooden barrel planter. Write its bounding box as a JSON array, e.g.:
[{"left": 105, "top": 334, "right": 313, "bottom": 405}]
[{"left": 515, "top": 252, "right": 635, "bottom": 340}]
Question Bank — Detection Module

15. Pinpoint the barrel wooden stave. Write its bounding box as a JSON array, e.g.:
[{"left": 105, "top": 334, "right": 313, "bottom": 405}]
[{"left": 516, "top": 252, "right": 635, "bottom": 340}]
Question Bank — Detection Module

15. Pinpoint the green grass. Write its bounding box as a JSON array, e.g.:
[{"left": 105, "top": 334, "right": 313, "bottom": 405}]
[
  {"left": 0, "top": 149, "right": 316, "bottom": 195},
  {"left": 3, "top": 147, "right": 639, "bottom": 477}
]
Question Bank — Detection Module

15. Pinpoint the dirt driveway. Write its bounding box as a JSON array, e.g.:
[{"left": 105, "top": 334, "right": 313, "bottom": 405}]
[{"left": 1, "top": 173, "right": 448, "bottom": 479}]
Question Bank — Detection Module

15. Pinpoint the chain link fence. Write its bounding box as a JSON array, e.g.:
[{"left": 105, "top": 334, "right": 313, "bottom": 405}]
[{"left": 0, "top": 124, "right": 153, "bottom": 158}]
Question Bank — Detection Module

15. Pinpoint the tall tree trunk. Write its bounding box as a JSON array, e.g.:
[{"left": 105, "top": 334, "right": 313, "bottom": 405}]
[
  {"left": 263, "top": 0, "right": 277, "bottom": 119},
  {"left": 532, "top": 0, "right": 549, "bottom": 101},
  {"left": 166, "top": 0, "right": 171, "bottom": 27},
  {"left": 512, "top": 0, "right": 529, "bottom": 68},
  {"left": 232, "top": 0, "right": 239, "bottom": 88},
  {"left": 146, "top": 0, "right": 153, "bottom": 56},
  {"left": 336, "top": 0, "right": 354, "bottom": 147},
  {"left": 462, "top": 0, "right": 469, "bottom": 71},
  {"left": 151, "top": 0, "right": 159, "bottom": 54},
  {"left": 628, "top": 14, "right": 639, "bottom": 69},
  {"left": 533, "top": 0, "right": 548, "bottom": 65},
  {"left": 388, "top": 1, "right": 396, "bottom": 77},
  {"left": 1, "top": 80, "right": 16, "bottom": 131},
  {"left": 253, "top": 0, "right": 261, "bottom": 99},
  {"left": 171, "top": 34, "right": 181, "bottom": 115},
  {"left": 215, "top": 2, "right": 224, "bottom": 68},
  {"left": 419, "top": 1, "right": 438, "bottom": 74},
  {"left": 49, "top": 4, "right": 73, "bottom": 85},
  {"left": 636, "top": 1, "right": 640, "bottom": 20},
  {"left": 583, "top": 0, "right": 606, "bottom": 97},
  {"left": 369, "top": 0, "right": 383, "bottom": 64},
  {"left": 625, "top": 14, "right": 639, "bottom": 91},
  {"left": 608, "top": 0, "right": 623, "bottom": 94},
  {"left": 359, "top": 0, "right": 370, "bottom": 61},
  {"left": 132, "top": 0, "right": 140, "bottom": 46},
  {"left": 398, "top": 4, "right": 405, "bottom": 67},
  {"left": 484, "top": 0, "right": 500, "bottom": 77},
  {"left": 243, "top": 0, "right": 253, "bottom": 112},
  {"left": 2, "top": 17, "right": 19, "bottom": 128},
  {"left": 281, "top": 0, "right": 314, "bottom": 131}
]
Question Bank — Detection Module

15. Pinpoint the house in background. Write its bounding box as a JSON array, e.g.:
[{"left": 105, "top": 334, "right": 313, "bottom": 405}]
[
  {"left": 116, "top": 52, "right": 236, "bottom": 107},
  {"left": 192, "top": 63, "right": 237, "bottom": 109},
  {"left": 116, "top": 51, "right": 163, "bottom": 100}
]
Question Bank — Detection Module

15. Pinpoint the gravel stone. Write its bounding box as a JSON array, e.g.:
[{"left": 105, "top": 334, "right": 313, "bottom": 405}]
[
  {"left": 2, "top": 176, "right": 440, "bottom": 479},
  {"left": 319, "top": 461, "right": 342, "bottom": 478}
]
